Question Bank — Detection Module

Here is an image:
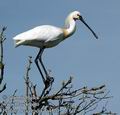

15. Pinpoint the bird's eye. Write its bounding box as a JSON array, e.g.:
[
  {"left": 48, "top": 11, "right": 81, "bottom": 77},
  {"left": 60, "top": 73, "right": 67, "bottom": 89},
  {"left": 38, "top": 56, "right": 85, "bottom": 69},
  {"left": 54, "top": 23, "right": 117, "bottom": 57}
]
[{"left": 77, "top": 14, "right": 80, "bottom": 17}]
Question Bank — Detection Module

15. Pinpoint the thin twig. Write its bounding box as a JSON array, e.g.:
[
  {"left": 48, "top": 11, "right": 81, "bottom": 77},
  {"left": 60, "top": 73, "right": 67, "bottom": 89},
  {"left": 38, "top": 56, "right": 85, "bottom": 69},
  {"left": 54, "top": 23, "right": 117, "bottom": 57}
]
[
  {"left": 0, "top": 26, "right": 7, "bottom": 93},
  {"left": 24, "top": 56, "right": 32, "bottom": 115}
]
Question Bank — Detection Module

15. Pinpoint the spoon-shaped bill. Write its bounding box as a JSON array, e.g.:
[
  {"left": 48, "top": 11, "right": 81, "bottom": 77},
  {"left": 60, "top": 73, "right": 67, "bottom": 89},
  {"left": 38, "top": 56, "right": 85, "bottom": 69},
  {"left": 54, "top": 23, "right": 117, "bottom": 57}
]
[{"left": 80, "top": 16, "right": 98, "bottom": 39}]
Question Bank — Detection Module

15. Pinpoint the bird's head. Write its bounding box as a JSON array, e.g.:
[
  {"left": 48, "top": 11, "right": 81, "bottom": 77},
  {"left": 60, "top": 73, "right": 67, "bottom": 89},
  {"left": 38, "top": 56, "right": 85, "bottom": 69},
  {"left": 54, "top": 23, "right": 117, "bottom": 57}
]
[
  {"left": 69, "top": 11, "right": 98, "bottom": 39},
  {"left": 70, "top": 11, "right": 81, "bottom": 21}
]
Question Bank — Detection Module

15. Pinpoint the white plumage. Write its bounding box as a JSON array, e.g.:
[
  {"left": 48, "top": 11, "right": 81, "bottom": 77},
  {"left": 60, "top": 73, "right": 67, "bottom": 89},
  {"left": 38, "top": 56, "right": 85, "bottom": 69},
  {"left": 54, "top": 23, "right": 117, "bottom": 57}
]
[
  {"left": 13, "top": 11, "right": 98, "bottom": 87},
  {"left": 13, "top": 25, "right": 64, "bottom": 48},
  {"left": 13, "top": 11, "right": 98, "bottom": 49}
]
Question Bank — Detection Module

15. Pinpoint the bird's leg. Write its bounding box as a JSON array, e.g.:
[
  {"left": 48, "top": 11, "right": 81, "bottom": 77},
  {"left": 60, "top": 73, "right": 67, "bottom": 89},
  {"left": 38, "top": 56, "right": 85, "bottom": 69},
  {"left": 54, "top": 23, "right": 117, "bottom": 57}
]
[
  {"left": 38, "top": 48, "right": 48, "bottom": 77},
  {"left": 38, "top": 48, "right": 54, "bottom": 89},
  {"left": 35, "top": 49, "right": 45, "bottom": 84}
]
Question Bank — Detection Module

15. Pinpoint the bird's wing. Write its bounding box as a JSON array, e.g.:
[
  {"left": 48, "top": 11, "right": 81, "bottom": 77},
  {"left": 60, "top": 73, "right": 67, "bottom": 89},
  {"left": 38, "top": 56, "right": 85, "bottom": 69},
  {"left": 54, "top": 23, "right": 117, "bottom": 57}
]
[{"left": 13, "top": 25, "right": 63, "bottom": 42}]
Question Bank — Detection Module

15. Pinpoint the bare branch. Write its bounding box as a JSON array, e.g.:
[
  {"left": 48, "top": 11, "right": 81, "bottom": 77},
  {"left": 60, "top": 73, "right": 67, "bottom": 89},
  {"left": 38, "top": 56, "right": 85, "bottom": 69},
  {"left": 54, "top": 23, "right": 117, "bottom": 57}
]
[
  {"left": 24, "top": 56, "right": 32, "bottom": 115},
  {"left": 0, "top": 26, "right": 7, "bottom": 93}
]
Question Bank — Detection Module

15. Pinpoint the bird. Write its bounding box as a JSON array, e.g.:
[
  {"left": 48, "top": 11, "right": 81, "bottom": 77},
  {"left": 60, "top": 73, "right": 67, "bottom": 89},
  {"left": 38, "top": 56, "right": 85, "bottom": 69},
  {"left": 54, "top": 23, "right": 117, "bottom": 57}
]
[{"left": 13, "top": 11, "right": 98, "bottom": 88}]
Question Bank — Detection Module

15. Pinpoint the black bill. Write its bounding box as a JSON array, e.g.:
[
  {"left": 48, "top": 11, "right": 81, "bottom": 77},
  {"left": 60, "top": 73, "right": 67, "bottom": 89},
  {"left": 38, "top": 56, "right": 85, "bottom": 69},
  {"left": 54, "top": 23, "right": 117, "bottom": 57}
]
[{"left": 80, "top": 16, "right": 98, "bottom": 39}]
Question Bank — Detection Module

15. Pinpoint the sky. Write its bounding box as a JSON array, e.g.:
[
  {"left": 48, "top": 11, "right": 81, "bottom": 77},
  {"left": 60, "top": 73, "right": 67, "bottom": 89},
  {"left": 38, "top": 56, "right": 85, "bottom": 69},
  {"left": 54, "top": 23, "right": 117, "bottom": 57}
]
[{"left": 0, "top": 0, "right": 120, "bottom": 114}]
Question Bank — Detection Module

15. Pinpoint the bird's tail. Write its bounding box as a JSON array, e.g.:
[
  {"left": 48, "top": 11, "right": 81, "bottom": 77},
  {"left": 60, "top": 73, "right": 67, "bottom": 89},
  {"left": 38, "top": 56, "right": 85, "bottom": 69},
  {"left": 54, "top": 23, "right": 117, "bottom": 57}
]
[{"left": 13, "top": 39, "right": 25, "bottom": 47}]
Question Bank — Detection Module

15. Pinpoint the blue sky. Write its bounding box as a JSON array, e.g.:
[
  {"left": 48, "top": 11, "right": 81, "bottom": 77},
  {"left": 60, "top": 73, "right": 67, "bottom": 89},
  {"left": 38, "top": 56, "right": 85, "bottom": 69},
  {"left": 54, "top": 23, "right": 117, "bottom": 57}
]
[{"left": 0, "top": 0, "right": 120, "bottom": 114}]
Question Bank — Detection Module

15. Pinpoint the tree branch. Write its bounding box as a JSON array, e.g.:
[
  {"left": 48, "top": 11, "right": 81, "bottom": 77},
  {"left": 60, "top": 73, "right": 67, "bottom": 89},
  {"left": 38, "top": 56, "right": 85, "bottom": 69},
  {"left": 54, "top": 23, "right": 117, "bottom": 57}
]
[{"left": 0, "top": 26, "right": 7, "bottom": 93}]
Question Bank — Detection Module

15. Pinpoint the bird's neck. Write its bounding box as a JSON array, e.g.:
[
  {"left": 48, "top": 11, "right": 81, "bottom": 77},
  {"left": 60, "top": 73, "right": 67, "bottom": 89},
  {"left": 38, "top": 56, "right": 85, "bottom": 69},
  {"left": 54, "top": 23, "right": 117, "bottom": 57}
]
[{"left": 63, "top": 18, "right": 76, "bottom": 38}]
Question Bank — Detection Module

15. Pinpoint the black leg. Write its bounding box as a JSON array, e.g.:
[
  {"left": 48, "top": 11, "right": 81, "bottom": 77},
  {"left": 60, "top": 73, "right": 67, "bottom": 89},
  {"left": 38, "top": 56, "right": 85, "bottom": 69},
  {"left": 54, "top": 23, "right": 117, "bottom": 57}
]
[
  {"left": 35, "top": 49, "right": 45, "bottom": 83},
  {"left": 38, "top": 48, "right": 48, "bottom": 77},
  {"left": 38, "top": 48, "right": 54, "bottom": 88},
  {"left": 35, "top": 48, "right": 54, "bottom": 89}
]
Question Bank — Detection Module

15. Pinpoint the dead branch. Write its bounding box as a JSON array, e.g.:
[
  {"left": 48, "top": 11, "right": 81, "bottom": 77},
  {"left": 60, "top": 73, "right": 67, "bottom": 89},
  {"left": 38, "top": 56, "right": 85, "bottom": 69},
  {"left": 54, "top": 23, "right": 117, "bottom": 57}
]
[
  {"left": 26, "top": 76, "right": 113, "bottom": 115},
  {"left": 0, "top": 26, "right": 7, "bottom": 93},
  {"left": 0, "top": 56, "right": 114, "bottom": 115}
]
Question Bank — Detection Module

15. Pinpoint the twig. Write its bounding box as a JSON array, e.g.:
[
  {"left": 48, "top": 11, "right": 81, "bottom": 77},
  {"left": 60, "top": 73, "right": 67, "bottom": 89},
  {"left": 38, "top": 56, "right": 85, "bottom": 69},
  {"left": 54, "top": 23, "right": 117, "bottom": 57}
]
[
  {"left": 0, "top": 26, "right": 7, "bottom": 93},
  {"left": 24, "top": 56, "right": 32, "bottom": 115},
  {"left": 10, "top": 89, "right": 17, "bottom": 115}
]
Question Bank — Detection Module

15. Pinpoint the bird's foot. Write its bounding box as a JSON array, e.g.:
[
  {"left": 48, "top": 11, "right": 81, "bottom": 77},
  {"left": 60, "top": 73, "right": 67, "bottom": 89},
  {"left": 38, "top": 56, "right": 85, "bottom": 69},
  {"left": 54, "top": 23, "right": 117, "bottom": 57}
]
[{"left": 44, "top": 75, "right": 54, "bottom": 89}]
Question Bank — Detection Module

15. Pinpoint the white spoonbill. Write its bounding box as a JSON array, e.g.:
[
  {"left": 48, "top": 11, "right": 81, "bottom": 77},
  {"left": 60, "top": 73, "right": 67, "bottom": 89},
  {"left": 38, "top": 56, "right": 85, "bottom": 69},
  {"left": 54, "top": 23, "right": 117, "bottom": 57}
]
[{"left": 13, "top": 11, "right": 98, "bottom": 87}]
